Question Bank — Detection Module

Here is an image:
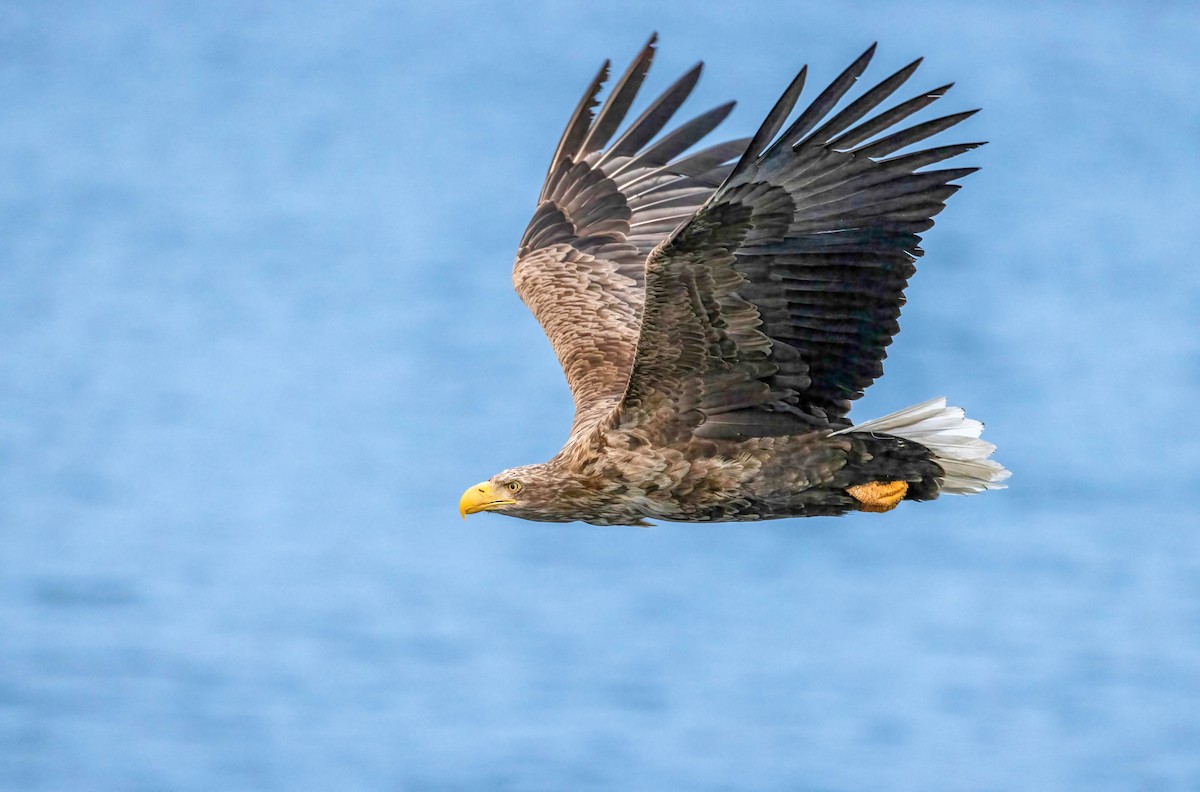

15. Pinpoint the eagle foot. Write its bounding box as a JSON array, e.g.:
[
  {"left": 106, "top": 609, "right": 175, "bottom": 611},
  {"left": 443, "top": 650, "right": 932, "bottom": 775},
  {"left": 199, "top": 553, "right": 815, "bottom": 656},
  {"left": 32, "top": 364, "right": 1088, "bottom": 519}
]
[{"left": 847, "top": 480, "right": 909, "bottom": 513}]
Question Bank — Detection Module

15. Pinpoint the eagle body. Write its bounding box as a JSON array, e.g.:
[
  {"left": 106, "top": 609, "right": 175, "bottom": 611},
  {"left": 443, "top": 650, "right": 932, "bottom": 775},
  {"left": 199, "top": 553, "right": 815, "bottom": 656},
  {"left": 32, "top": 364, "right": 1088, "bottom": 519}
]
[
  {"left": 460, "top": 37, "right": 1009, "bottom": 526},
  {"left": 497, "top": 427, "right": 940, "bottom": 526}
]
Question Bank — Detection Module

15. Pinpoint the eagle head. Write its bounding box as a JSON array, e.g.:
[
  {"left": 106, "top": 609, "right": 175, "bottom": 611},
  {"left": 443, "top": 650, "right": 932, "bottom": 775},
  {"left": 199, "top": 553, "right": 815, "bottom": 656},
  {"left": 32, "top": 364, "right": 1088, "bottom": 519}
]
[{"left": 458, "top": 463, "right": 579, "bottom": 522}]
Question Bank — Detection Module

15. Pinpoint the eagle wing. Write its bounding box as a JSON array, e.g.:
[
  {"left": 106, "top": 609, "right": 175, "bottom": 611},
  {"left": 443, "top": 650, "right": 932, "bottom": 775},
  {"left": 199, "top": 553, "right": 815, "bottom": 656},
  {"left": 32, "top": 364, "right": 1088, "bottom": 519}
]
[
  {"left": 612, "top": 45, "right": 982, "bottom": 442},
  {"left": 513, "top": 35, "right": 748, "bottom": 436}
]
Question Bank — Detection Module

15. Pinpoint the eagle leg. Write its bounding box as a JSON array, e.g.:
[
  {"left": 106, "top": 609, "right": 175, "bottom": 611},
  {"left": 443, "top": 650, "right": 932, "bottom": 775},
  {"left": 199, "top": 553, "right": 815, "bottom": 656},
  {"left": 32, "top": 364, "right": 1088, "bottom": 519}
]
[{"left": 847, "top": 481, "right": 909, "bottom": 513}]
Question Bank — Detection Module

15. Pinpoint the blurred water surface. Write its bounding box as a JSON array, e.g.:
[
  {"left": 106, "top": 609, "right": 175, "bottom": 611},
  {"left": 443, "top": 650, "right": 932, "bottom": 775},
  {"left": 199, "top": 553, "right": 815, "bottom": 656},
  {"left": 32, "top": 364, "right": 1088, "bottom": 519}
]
[{"left": 2, "top": 2, "right": 1199, "bottom": 790}]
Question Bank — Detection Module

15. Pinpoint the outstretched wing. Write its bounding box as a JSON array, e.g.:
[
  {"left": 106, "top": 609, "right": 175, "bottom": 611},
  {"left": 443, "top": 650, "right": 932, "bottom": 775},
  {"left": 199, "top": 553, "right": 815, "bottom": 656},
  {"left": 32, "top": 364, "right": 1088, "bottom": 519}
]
[
  {"left": 513, "top": 35, "right": 748, "bottom": 436},
  {"left": 613, "top": 45, "right": 981, "bottom": 441}
]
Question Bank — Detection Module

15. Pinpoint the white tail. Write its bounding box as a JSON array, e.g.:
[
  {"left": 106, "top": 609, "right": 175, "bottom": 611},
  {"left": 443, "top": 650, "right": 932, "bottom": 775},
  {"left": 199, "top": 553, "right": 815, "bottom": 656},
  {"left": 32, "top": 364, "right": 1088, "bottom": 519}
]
[{"left": 833, "top": 397, "right": 1011, "bottom": 494}]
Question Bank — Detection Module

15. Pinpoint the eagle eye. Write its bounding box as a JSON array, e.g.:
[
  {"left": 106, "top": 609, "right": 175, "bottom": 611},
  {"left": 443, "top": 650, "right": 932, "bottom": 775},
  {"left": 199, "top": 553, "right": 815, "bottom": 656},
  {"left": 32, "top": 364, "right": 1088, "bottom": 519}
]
[{"left": 505, "top": 481, "right": 522, "bottom": 493}]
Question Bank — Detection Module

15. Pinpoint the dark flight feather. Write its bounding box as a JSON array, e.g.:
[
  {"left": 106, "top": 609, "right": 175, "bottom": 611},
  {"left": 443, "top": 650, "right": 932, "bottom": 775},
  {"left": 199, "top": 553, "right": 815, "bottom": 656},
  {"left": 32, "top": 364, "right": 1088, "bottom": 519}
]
[{"left": 614, "top": 47, "right": 983, "bottom": 432}]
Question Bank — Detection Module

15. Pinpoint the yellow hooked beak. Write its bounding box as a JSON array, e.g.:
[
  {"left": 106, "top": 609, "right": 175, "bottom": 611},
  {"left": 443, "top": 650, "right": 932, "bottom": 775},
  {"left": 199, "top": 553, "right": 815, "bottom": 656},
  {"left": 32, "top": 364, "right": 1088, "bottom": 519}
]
[{"left": 459, "top": 481, "right": 517, "bottom": 518}]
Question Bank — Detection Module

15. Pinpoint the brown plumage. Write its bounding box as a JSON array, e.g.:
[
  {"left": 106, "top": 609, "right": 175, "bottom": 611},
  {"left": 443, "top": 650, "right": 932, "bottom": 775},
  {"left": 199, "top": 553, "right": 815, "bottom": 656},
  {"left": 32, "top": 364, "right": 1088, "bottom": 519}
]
[{"left": 460, "top": 36, "right": 1009, "bottom": 526}]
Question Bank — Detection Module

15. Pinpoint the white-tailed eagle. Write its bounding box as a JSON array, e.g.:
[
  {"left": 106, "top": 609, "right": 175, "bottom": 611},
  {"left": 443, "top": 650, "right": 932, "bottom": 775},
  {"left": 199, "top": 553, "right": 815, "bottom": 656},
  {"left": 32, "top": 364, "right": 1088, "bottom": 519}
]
[{"left": 460, "top": 37, "right": 1009, "bottom": 526}]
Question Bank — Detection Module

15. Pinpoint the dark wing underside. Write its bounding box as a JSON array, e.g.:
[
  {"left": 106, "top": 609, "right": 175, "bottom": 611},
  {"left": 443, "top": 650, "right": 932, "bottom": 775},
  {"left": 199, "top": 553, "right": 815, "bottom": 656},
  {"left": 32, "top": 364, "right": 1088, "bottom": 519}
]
[
  {"left": 513, "top": 35, "right": 749, "bottom": 436},
  {"left": 613, "top": 45, "right": 982, "bottom": 441}
]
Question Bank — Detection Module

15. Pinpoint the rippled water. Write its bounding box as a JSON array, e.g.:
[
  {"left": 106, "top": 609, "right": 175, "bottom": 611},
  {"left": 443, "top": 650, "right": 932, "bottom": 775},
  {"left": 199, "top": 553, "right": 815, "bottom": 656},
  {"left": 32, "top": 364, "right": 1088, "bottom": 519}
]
[{"left": 2, "top": 2, "right": 1199, "bottom": 789}]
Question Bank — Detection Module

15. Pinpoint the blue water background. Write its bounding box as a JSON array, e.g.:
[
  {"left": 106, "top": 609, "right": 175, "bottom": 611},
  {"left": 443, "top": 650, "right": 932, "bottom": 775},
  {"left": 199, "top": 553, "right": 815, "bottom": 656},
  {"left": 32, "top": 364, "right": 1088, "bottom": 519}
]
[{"left": 2, "top": 1, "right": 1199, "bottom": 789}]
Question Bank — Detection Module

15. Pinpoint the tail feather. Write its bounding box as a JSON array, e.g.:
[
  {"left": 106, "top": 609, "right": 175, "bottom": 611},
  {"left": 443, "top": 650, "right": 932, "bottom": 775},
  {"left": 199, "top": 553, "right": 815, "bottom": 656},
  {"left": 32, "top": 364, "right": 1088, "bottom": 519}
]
[{"left": 834, "top": 397, "right": 1010, "bottom": 495}]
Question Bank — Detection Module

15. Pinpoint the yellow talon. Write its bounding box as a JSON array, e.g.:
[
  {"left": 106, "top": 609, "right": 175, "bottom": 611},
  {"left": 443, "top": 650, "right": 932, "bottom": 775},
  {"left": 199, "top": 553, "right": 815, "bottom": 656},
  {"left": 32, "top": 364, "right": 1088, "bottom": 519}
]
[{"left": 847, "top": 480, "right": 909, "bottom": 513}]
